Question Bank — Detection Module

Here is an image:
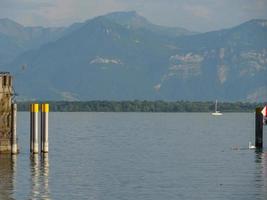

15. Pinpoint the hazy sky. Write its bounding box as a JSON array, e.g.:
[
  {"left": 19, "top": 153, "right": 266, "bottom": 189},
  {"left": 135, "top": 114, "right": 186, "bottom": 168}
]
[{"left": 1, "top": 0, "right": 267, "bottom": 32}]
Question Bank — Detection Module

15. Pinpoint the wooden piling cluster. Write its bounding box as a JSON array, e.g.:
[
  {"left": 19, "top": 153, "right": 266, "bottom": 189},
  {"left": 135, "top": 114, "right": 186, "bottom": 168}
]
[
  {"left": 0, "top": 72, "right": 50, "bottom": 155},
  {"left": 0, "top": 72, "right": 18, "bottom": 154},
  {"left": 30, "top": 103, "right": 49, "bottom": 154}
]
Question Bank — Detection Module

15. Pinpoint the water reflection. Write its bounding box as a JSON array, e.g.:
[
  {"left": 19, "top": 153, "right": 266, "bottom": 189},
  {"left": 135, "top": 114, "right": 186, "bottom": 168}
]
[
  {"left": 254, "top": 150, "right": 267, "bottom": 197},
  {"left": 40, "top": 154, "right": 50, "bottom": 199},
  {"left": 29, "top": 154, "right": 50, "bottom": 200},
  {"left": 0, "top": 154, "right": 17, "bottom": 200}
]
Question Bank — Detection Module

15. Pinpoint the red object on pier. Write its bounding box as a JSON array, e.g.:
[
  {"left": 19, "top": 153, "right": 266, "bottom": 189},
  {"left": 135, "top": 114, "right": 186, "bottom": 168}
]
[{"left": 261, "top": 106, "right": 267, "bottom": 117}]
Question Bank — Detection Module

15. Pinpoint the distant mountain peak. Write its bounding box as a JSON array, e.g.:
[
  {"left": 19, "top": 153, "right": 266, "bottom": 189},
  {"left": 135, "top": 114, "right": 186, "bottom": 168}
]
[
  {"left": 102, "top": 11, "right": 149, "bottom": 29},
  {"left": 0, "top": 18, "right": 22, "bottom": 26},
  {"left": 83, "top": 15, "right": 122, "bottom": 31},
  {"left": 0, "top": 18, "right": 25, "bottom": 38},
  {"left": 99, "top": 11, "right": 194, "bottom": 37},
  {"left": 249, "top": 19, "right": 267, "bottom": 27},
  {"left": 0, "top": 18, "right": 23, "bottom": 30},
  {"left": 239, "top": 18, "right": 267, "bottom": 28}
]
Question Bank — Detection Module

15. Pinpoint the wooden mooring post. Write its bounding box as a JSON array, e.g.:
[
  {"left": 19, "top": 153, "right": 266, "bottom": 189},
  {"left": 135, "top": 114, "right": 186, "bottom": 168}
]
[
  {"left": 11, "top": 103, "right": 18, "bottom": 154},
  {"left": 41, "top": 104, "right": 49, "bottom": 153},
  {"left": 31, "top": 104, "right": 39, "bottom": 154},
  {"left": 255, "top": 107, "right": 263, "bottom": 149},
  {"left": 30, "top": 103, "right": 50, "bottom": 154}
]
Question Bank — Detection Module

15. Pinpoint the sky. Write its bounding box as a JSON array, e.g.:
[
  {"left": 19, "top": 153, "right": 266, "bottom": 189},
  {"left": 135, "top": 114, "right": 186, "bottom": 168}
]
[{"left": 1, "top": 0, "right": 267, "bottom": 32}]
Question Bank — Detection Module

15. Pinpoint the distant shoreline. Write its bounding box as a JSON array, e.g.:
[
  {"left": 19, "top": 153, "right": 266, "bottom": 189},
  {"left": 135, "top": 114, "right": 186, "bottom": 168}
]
[{"left": 16, "top": 101, "right": 266, "bottom": 112}]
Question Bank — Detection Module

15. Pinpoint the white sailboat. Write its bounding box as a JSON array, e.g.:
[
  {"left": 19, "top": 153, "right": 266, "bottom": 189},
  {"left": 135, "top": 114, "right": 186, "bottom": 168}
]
[{"left": 212, "top": 100, "right": 223, "bottom": 116}]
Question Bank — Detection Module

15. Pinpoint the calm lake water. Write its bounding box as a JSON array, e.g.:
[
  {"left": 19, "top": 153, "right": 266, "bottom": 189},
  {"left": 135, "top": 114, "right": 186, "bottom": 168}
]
[{"left": 0, "top": 112, "right": 267, "bottom": 200}]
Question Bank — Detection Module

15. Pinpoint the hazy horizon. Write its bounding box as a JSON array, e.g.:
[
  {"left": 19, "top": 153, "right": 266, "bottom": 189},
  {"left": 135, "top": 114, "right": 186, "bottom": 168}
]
[
  {"left": 1, "top": 0, "right": 267, "bottom": 32},
  {"left": 1, "top": 10, "right": 267, "bottom": 33}
]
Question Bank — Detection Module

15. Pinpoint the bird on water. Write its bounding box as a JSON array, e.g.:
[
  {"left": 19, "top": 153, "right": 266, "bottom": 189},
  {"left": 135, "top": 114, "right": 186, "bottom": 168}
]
[{"left": 248, "top": 142, "right": 256, "bottom": 149}]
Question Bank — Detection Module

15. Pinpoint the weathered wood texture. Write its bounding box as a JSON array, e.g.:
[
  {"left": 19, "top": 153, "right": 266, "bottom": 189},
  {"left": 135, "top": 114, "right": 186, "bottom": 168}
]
[{"left": 0, "top": 72, "right": 13, "bottom": 153}]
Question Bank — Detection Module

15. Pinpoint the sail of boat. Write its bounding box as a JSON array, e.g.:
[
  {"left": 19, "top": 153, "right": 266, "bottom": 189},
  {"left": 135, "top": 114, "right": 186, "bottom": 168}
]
[{"left": 212, "top": 100, "right": 223, "bottom": 116}]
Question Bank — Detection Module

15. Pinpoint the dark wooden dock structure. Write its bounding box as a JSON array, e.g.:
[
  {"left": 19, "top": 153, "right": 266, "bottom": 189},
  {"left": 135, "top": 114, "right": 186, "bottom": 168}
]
[{"left": 0, "top": 72, "right": 17, "bottom": 153}]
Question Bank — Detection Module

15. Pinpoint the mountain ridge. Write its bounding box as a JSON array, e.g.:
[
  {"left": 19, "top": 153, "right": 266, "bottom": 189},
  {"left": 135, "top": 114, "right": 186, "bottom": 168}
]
[
  {"left": 1, "top": 12, "right": 266, "bottom": 102},
  {"left": 101, "top": 11, "right": 196, "bottom": 37}
]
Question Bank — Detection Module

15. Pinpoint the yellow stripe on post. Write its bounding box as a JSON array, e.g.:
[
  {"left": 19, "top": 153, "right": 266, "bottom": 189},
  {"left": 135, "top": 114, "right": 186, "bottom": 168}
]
[
  {"left": 32, "top": 104, "right": 39, "bottom": 112},
  {"left": 42, "top": 104, "right": 49, "bottom": 112}
]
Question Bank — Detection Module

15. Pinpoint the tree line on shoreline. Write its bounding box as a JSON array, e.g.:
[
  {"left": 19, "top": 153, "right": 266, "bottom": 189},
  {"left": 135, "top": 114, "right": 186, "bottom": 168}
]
[{"left": 16, "top": 101, "right": 266, "bottom": 112}]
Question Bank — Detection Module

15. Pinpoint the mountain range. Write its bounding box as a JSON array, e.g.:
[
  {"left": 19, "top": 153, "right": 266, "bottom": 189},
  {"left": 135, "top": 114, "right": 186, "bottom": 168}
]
[{"left": 1, "top": 11, "right": 266, "bottom": 101}]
